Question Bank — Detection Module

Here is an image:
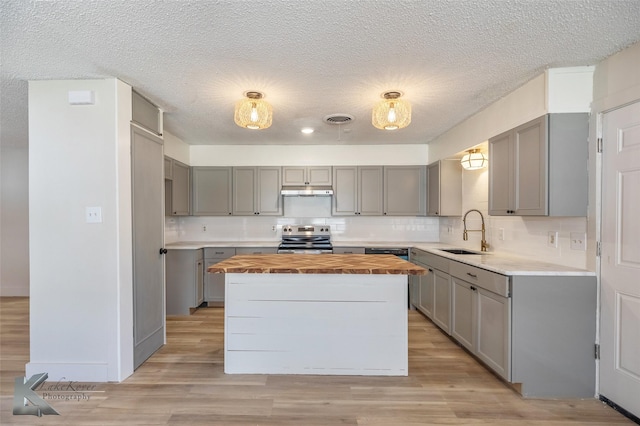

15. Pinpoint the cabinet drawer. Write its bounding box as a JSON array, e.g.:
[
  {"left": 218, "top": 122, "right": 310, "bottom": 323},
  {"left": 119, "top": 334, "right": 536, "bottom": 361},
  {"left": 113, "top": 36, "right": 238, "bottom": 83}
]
[
  {"left": 410, "top": 249, "right": 449, "bottom": 272},
  {"left": 449, "top": 262, "right": 509, "bottom": 297},
  {"left": 204, "top": 247, "right": 235, "bottom": 258},
  {"left": 235, "top": 247, "right": 277, "bottom": 255}
]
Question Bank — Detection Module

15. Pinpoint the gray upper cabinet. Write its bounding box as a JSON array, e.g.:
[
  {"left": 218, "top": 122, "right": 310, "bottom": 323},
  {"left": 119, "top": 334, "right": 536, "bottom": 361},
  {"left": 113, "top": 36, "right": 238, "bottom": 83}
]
[
  {"left": 427, "top": 159, "right": 462, "bottom": 216},
  {"left": 488, "top": 113, "right": 588, "bottom": 216},
  {"left": 165, "top": 157, "right": 190, "bottom": 216},
  {"left": 332, "top": 166, "right": 383, "bottom": 216},
  {"left": 383, "top": 166, "right": 426, "bottom": 216},
  {"left": 132, "top": 90, "right": 162, "bottom": 136},
  {"left": 191, "top": 167, "right": 233, "bottom": 216},
  {"left": 282, "top": 166, "right": 332, "bottom": 186},
  {"left": 232, "top": 167, "right": 282, "bottom": 216}
]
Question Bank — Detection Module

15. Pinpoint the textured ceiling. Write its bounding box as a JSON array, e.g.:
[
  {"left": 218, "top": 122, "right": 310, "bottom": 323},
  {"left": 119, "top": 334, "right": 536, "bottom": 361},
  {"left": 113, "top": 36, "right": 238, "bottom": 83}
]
[{"left": 2, "top": 1, "right": 640, "bottom": 148}]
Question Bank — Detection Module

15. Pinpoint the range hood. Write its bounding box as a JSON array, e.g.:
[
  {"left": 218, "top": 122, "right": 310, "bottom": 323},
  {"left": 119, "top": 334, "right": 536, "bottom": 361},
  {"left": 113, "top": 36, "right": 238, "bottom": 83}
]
[{"left": 281, "top": 185, "right": 334, "bottom": 196}]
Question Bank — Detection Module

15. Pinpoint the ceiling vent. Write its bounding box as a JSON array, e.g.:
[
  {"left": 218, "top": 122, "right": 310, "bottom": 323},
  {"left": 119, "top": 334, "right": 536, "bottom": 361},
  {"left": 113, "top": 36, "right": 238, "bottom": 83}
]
[{"left": 323, "top": 114, "right": 354, "bottom": 125}]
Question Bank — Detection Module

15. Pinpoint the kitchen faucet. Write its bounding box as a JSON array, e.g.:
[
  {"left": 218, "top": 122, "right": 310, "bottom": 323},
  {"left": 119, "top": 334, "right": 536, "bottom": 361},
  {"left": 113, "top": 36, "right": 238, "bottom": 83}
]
[{"left": 462, "top": 209, "right": 489, "bottom": 252}]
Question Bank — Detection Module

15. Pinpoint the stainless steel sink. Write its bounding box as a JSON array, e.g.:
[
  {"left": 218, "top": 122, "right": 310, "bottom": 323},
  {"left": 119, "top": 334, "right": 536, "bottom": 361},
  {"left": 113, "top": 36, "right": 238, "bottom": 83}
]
[{"left": 439, "top": 248, "right": 483, "bottom": 255}]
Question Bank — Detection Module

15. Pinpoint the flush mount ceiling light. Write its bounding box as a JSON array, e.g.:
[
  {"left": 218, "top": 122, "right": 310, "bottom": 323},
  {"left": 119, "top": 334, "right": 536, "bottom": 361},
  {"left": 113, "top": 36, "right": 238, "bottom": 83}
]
[
  {"left": 234, "top": 91, "right": 272, "bottom": 130},
  {"left": 460, "top": 149, "right": 488, "bottom": 170},
  {"left": 372, "top": 91, "right": 411, "bottom": 131}
]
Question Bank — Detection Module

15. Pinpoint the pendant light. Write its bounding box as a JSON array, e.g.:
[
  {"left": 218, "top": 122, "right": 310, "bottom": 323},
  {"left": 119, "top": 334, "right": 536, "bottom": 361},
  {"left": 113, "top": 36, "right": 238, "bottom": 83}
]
[
  {"left": 460, "top": 149, "right": 488, "bottom": 170},
  {"left": 372, "top": 91, "right": 411, "bottom": 130},
  {"left": 234, "top": 91, "right": 272, "bottom": 130}
]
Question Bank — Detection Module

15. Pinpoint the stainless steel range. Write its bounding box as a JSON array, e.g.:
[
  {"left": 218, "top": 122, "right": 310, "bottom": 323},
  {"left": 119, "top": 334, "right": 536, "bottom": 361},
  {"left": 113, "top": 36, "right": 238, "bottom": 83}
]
[{"left": 277, "top": 224, "right": 333, "bottom": 254}]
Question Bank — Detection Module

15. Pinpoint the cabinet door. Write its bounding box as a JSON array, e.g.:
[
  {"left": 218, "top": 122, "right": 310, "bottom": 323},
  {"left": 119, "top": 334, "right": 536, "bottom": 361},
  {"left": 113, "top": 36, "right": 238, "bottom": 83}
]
[
  {"left": 164, "top": 157, "right": 173, "bottom": 179},
  {"left": 257, "top": 167, "right": 282, "bottom": 215},
  {"left": 332, "top": 166, "right": 358, "bottom": 215},
  {"left": 307, "top": 166, "right": 332, "bottom": 185},
  {"left": 282, "top": 166, "right": 306, "bottom": 186},
  {"left": 476, "top": 287, "right": 511, "bottom": 380},
  {"left": 383, "top": 166, "right": 426, "bottom": 216},
  {"left": 426, "top": 162, "right": 440, "bottom": 216},
  {"left": 418, "top": 269, "right": 434, "bottom": 319},
  {"left": 232, "top": 167, "right": 257, "bottom": 215},
  {"left": 513, "top": 116, "right": 547, "bottom": 215},
  {"left": 358, "top": 166, "right": 383, "bottom": 215},
  {"left": 195, "top": 258, "right": 204, "bottom": 307},
  {"left": 192, "top": 167, "right": 232, "bottom": 215},
  {"left": 205, "top": 259, "right": 226, "bottom": 302},
  {"left": 451, "top": 277, "right": 475, "bottom": 351},
  {"left": 171, "top": 160, "right": 190, "bottom": 215},
  {"left": 488, "top": 131, "right": 513, "bottom": 215},
  {"left": 432, "top": 269, "right": 451, "bottom": 334}
]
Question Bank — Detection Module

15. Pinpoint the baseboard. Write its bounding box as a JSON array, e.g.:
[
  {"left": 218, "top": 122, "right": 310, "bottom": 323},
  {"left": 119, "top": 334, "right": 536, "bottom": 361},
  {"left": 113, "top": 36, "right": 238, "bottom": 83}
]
[{"left": 25, "top": 362, "right": 109, "bottom": 383}]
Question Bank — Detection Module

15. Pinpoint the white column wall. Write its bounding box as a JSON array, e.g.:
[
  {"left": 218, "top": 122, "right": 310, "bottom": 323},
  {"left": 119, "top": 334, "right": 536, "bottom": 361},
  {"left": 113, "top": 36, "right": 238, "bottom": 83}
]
[{"left": 27, "top": 79, "right": 133, "bottom": 382}]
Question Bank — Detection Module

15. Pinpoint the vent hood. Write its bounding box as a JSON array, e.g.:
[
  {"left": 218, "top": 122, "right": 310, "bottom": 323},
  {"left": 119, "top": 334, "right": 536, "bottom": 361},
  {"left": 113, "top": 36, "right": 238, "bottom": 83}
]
[{"left": 281, "top": 185, "right": 334, "bottom": 196}]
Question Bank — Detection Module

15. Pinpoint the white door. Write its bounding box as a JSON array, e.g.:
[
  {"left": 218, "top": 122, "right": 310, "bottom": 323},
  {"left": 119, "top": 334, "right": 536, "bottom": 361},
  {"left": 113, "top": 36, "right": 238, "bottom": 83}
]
[{"left": 600, "top": 101, "right": 640, "bottom": 418}]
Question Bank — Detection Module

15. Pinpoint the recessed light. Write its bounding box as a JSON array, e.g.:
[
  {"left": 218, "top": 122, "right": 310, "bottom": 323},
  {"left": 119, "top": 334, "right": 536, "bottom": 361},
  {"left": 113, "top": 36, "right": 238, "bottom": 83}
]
[{"left": 301, "top": 127, "right": 314, "bottom": 134}]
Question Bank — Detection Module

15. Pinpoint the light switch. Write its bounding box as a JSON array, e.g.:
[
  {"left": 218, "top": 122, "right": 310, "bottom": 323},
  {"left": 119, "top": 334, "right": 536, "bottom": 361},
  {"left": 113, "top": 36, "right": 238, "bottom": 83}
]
[{"left": 86, "top": 206, "right": 102, "bottom": 223}]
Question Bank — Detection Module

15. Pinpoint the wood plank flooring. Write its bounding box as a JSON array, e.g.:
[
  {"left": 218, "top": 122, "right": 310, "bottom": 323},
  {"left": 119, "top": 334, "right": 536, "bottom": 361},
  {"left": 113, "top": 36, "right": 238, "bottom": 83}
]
[{"left": 0, "top": 297, "right": 633, "bottom": 425}]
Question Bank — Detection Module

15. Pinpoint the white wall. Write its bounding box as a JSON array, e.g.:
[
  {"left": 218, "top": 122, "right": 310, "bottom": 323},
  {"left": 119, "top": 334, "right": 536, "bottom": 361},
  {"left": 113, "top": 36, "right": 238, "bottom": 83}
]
[
  {"left": 190, "top": 144, "right": 429, "bottom": 166},
  {"left": 27, "top": 79, "right": 133, "bottom": 382},
  {"left": 163, "top": 130, "right": 190, "bottom": 165}
]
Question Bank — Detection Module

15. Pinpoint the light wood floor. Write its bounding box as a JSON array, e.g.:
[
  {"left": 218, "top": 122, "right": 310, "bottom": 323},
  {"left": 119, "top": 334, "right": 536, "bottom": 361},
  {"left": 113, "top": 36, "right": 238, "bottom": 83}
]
[{"left": 0, "top": 297, "right": 633, "bottom": 425}]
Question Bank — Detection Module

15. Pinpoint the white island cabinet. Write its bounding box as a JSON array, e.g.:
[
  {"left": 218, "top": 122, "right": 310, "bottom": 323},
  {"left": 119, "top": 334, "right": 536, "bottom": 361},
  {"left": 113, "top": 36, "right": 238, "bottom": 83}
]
[{"left": 209, "top": 254, "right": 426, "bottom": 376}]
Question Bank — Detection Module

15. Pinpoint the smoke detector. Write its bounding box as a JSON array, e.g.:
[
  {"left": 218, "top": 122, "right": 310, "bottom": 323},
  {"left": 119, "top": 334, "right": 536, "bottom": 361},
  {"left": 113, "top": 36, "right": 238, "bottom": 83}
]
[{"left": 323, "top": 113, "right": 354, "bottom": 125}]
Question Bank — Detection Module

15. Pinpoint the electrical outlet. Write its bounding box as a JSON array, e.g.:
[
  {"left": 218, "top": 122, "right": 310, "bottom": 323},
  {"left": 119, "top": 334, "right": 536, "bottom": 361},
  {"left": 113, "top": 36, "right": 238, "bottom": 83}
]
[
  {"left": 272, "top": 225, "right": 277, "bottom": 232},
  {"left": 498, "top": 228, "right": 505, "bottom": 241},
  {"left": 570, "top": 232, "right": 586, "bottom": 250},
  {"left": 202, "top": 224, "right": 207, "bottom": 232},
  {"left": 86, "top": 206, "right": 102, "bottom": 223},
  {"left": 547, "top": 231, "right": 558, "bottom": 248}
]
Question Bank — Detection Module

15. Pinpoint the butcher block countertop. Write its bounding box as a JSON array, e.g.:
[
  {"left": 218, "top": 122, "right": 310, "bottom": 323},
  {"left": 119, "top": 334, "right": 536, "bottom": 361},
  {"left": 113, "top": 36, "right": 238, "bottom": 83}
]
[{"left": 207, "top": 254, "right": 427, "bottom": 275}]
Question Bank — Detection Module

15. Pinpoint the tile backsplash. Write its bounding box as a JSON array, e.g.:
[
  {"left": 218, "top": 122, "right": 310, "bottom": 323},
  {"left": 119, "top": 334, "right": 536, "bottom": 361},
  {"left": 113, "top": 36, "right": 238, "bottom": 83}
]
[{"left": 166, "top": 168, "right": 589, "bottom": 269}]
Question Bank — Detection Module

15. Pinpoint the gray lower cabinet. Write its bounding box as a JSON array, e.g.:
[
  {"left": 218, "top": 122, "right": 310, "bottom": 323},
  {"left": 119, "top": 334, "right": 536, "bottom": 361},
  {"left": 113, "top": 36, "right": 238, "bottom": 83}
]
[
  {"left": 192, "top": 167, "right": 233, "bottom": 216},
  {"left": 411, "top": 249, "right": 451, "bottom": 333},
  {"left": 332, "top": 166, "right": 383, "bottom": 216},
  {"left": 166, "top": 249, "right": 204, "bottom": 315},
  {"left": 204, "top": 248, "right": 235, "bottom": 305},
  {"left": 164, "top": 157, "right": 190, "bottom": 216},
  {"left": 488, "top": 113, "right": 588, "bottom": 216},
  {"left": 232, "top": 167, "right": 282, "bottom": 216},
  {"left": 383, "top": 166, "right": 426, "bottom": 216},
  {"left": 418, "top": 250, "right": 596, "bottom": 397},
  {"left": 450, "top": 261, "right": 511, "bottom": 381}
]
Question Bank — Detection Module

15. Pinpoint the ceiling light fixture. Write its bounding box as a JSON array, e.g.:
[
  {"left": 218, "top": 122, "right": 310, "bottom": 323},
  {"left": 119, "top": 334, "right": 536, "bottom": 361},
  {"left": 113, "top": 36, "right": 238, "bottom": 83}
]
[
  {"left": 234, "top": 91, "right": 272, "bottom": 130},
  {"left": 372, "top": 91, "right": 411, "bottom": 130},
  {"left": 460, "top": 149, "right": 488, "bottom": 170},
  {"left": 301, "top": 127, "right": 314, "bottom": 134}
]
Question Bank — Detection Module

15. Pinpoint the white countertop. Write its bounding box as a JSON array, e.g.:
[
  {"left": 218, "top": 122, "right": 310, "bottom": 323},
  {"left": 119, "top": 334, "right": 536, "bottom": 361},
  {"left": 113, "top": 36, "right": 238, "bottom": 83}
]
[{"left": 165, "top": 240, "right": 595, "bottom": 277}]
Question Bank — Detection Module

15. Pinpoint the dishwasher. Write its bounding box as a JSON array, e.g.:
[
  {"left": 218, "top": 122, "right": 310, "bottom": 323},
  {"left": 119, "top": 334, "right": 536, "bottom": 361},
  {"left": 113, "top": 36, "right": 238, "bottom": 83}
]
[
  {"left": 364, "top": 247, "right": 411, "bottom": 307},
  {"left": 364, "top": 247, "right": 409, "bottom": 260}
]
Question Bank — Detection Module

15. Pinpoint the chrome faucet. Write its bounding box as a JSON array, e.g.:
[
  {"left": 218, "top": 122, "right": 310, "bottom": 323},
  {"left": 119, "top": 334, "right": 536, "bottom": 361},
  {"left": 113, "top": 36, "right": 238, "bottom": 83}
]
[{"left": 463, "top": 209, "right": 489, "bottom": 252}]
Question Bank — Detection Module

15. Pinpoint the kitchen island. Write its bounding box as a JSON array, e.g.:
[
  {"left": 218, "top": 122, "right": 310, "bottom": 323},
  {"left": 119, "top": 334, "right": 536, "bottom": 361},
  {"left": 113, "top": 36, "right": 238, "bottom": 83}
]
[{"left": 208, "top": 254, "right": 426, "bottom": 376}]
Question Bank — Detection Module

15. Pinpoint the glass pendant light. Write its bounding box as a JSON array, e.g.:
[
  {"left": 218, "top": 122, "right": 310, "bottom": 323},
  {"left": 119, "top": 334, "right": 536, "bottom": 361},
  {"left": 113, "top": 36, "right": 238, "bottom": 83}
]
[{"left": 460, "top": 149, "right": 488, "bottom": 170}]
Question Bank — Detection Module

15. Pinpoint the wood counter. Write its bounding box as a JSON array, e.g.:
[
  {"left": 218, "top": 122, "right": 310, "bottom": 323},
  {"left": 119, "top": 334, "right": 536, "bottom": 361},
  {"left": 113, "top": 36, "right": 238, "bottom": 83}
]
[{"left": 207, "top": 254, "right": 427, "bottom": 275}]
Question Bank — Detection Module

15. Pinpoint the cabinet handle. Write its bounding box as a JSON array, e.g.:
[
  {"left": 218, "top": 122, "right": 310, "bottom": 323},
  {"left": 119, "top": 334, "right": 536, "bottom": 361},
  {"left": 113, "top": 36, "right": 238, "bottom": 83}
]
[
  {"left": 470, "top": 286, "right": 477, "bottom": 291},
  {"left": 428, "top": 268, "right": 434, "bottom": 272},
  {"left": 159, "top": 248, "right": 168, "bottom": 254},
  {"left": 466, "top": 272, "right": 477, "bottom": 279},
  {"left": 215, "top": 251, "right": 224, "bottom": 255}
]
